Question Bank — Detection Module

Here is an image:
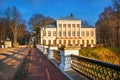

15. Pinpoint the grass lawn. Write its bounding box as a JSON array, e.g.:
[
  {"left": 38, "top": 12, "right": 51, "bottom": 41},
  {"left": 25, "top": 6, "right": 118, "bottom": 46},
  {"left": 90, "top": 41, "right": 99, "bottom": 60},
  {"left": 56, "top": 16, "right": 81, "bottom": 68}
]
[{"left": 79, "top": 47, "right": 120, "bottom": 65}]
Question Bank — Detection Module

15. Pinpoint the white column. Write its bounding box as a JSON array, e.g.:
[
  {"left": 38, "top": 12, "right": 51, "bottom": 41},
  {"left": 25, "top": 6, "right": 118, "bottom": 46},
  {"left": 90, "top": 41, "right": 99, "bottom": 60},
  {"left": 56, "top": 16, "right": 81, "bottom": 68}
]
[
  {"left": 62, "top": 24, "right": 63, "bottom": 37},
  {"left": 75, "top": 24, "right": 77, "bottom": 37},
  {"left": 57, "top": 24, "right": 59, "bottom": 37},
  {"left": 60, "top": 47, "right": 80, "bottom": 71},
  {"left": 60, "top": 51, "right": 71, "bottom": 71},
  {"left": 48, "top": 48, "right": 54, "bottom": 59},
  {"left": 84, "top": 40, "right": 87, "bottom": 47},
  {"left": 66, "top": 24, "right": 68, "bottom": 37},
  {"left": 48, "top": 46, "right": 58, "bottom": 59},
  {"left": 43, "top": 46, "right": 48, "bottom": 54},
  {"left": 80, "top": 23, "right": 81, "bottom": 37},
  {"left": 70, "top": 24, "right": 72, "bottom": 37}
]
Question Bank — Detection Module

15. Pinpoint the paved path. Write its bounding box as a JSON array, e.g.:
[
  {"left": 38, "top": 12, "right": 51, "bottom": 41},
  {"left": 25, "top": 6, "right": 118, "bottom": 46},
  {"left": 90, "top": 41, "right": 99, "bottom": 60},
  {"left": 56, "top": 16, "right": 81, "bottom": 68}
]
[{"left": 26, "top": 48, "right": 69, "bottom": 80}]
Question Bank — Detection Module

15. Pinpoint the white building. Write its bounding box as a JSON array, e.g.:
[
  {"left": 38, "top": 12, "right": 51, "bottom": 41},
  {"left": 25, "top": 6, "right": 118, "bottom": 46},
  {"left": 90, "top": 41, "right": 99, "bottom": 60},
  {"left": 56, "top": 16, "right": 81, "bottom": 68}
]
[
  {"left": 40, "top": 16, "right": 96, "bottom": 47},
  {"left": 41, "top": 25, "right": 56, "bottom": 45}
]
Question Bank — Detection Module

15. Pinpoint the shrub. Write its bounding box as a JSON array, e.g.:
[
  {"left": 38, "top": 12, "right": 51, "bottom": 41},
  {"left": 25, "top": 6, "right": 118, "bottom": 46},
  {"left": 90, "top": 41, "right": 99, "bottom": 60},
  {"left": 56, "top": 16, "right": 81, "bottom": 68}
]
[{"left": 79, "top": 47, "right": 120, "bottom": 65}]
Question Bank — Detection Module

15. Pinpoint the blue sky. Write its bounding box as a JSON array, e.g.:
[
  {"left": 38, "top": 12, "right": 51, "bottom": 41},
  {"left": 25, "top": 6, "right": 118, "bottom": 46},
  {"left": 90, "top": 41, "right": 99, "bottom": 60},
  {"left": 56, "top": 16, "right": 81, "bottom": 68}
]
[{"left": 0, "top": 0, "right": 112, "bottom": 26}]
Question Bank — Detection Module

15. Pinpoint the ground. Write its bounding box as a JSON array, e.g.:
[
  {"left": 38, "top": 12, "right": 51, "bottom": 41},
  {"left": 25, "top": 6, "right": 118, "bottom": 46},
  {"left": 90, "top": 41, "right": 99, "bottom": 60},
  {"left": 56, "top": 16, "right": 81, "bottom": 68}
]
[{"left": 0, "top": 47, "right": 29, "bottom": 80}]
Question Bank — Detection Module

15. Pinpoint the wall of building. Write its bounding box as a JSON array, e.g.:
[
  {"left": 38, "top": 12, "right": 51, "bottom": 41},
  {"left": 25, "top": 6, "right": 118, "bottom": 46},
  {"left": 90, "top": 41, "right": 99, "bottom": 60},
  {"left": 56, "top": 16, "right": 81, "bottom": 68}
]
[
  {"left": 56, "top": 20, "right": 82, "bottom": 46},
  {"left": 40, "top": 20, "right": 96, "bottom": 47},
  {"left": 81, "top": 28, "right": 96, "bottom": 47},
  {"left": 41, "top": 27, "right": 56, "bottom": 46},
  {"left": 56, "top": 20, "right": 81, "bottom": 38}
]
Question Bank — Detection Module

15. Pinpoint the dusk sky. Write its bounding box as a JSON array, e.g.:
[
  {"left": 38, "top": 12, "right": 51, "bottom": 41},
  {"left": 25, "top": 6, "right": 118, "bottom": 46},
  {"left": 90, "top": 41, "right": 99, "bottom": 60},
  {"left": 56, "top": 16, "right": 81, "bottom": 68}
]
[{"left": 0, "top": 0, "right": 112, "bottom": 26}]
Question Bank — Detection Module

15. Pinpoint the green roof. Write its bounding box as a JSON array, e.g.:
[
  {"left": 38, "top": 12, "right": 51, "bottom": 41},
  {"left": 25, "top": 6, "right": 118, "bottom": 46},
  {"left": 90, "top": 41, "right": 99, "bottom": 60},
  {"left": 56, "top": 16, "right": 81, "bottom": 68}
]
[{"left": 41, "top": 24, "right": 56, "bottom": 28}]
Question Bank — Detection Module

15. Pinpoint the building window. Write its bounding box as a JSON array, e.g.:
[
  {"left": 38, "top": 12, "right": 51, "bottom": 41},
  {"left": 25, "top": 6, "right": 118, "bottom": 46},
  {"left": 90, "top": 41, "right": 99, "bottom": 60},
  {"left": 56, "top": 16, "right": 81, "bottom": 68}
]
[
  {"left": 91, "top": 40, "right": 94, "bottom": 44},
  {"left": 81, "top": 31, "right": 85, "bottom": 36},
  {"left": 82, "top": 40, "right": 84, "bottom": 45},
  {"left": 63, "top": 26, "right": 66, "bottom": 31},
  {"left": 59, "top": 40, "right": 61, "bottom": 44},
  {"left": 53, "top": 31, "right": 56, "bottom": 36},
  {"left": 91, "top": 31, "right": 94, "bottom": 36},
  {"left": 86, "top": 31, "right": 89, "bottom": 36},
  {"left": 63, "top": 24, "right": 66, "bottom": 27},
  {"left": 68, "top": 40, "right": 71, "bottom": 44},
  {"left": 59, "top": 31, "right": 62, "bottom": 36},
  {"left": 72, "top": 31, "right": 75, "bottom": 36},
  {"left": 77, "top": 24, "right": 80, "bottom": 27},
  {"left": 77, "top": 31, "right": 80, "bottom": 36},
  {"left": 63, "top": 31, "right": 66, "bottom": 36},
  {"left": 68, "top": 31, "right": 71, "bottom": 36},
  {"left": 68, "top": 26, "right": 71, "bottom": 30},
  {"left": 87, "top": 40, "right": 89, "bottom": 45},
  {"left": 59, "top": 24, "right": 62, "bottom": 27},
  {"left": 72, "top": 24, "right": 75, "bottom": 27},
  {"left": 77, "top": 40, "right": 80, "bottom": 44},
  {"left": 43, "top": 40, "right": 46, "bottom": 45},
  {"left": 64, "top": 40, "right": 66, "bottom": 44},
  {"left": 43, "top": 31, "right": 46, "bottom": 36},
  {"left": 49, "top": 40, "right": 51, "bottom": 45},
  {"left": 73, "top": 40, "right": 75, "bottom": 44},
  {"left": 68, "top": 24, "right": 71, "bottom": 27},
  {"left": 54, "top": 40, "right": 56, "bottom": 44},
  {"left": 48, "top": 31, "right": 51, "bottom": 36}
]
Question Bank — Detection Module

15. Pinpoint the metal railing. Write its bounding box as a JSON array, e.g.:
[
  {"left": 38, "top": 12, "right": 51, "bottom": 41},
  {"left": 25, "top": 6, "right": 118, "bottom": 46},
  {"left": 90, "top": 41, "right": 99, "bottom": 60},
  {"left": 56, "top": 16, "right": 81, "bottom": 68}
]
[{"left": 71, "top": 55, "right": 120, "bottom": 80}]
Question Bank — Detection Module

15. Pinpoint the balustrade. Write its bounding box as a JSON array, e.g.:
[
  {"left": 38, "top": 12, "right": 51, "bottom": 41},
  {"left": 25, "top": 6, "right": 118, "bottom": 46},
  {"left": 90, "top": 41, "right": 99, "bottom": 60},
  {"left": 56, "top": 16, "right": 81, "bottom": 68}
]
[
  {"left": 38, "top": 45, "right": 120, "bottom": 80},
  {"left": 53, "top": 50, "right": 61, "bottom": 62},
  {"left": 71, "top": 55, "right": 120, "bottom": 80}
]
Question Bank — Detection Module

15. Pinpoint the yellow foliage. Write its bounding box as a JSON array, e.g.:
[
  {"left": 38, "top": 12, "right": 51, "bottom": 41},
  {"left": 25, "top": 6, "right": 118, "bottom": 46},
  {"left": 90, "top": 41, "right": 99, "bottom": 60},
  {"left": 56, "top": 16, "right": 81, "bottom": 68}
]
[{"left": 80, "top": 47, "right": 120, "bottom": 65}]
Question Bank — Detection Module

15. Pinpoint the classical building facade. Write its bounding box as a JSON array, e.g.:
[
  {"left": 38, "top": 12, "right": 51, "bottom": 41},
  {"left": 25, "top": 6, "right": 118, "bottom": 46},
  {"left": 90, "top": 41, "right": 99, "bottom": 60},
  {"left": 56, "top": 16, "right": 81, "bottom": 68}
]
[{"left": 40, "top": 16, "right": 96, "bottom": 47}]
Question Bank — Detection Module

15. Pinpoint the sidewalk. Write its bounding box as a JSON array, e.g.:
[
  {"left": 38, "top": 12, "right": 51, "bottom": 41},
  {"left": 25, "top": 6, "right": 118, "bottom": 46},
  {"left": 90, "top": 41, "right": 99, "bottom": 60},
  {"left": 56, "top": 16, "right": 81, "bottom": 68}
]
[
  {"left": 0, "top": 47, "right": 29, "bottom": 80},
  {"left": 26, "top": 48, "right": 69, "bottom": 80}
]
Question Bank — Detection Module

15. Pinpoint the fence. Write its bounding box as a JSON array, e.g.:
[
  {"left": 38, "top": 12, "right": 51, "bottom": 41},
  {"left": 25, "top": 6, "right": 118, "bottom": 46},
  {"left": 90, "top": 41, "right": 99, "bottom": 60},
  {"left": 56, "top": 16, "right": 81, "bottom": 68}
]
[
  {"left": 53, "top": 50, "right": 61, "bottom": 62},
  {"left": 71, "top": 55, "right": 120, "bottom": 80}
]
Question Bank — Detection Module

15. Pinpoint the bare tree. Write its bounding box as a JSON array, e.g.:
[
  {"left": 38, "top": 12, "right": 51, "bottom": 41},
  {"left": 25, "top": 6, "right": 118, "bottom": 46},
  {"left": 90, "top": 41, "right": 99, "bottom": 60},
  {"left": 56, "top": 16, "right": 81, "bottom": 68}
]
[
  {"left": 96, "top": 7, "right": 114, "bottom": 46},
  {"left": 96, "top": 0, "right": 120, "bottom": 47},
  {"left": 5, "top": 7, "right": 25, "bottom": 47},
  {"left": 17, "top": 22, "right": 26, "bottom": 40},
  {"left": 0, "top": 17, "right": 11, "bottom": 42},
  {"left": 29, "top": 13, "right": 55, "bottom": 44},
  {"left": 112, "top": 0, "right": 120, "bottom": 47}
]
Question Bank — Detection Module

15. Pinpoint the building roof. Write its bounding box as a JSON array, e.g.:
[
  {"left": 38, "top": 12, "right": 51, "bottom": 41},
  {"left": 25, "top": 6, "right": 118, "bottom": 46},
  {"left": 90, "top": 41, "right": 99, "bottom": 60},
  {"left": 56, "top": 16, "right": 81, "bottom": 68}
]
[
  {"left": 58, "top": 15, "right": 80, "bottom": 20},
  {"left": 81, "top": 25, "right": 95, "bottom": 28},
  {"left": 41, "top": 24, "right": 56, "bottom": 29}
]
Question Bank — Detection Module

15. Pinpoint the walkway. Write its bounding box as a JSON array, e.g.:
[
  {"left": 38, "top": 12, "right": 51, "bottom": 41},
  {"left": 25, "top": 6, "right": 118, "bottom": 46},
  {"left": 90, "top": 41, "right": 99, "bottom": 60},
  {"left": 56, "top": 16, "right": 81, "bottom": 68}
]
[{"left": 26, "top": 48, "right": 69, "bottom": 80}]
